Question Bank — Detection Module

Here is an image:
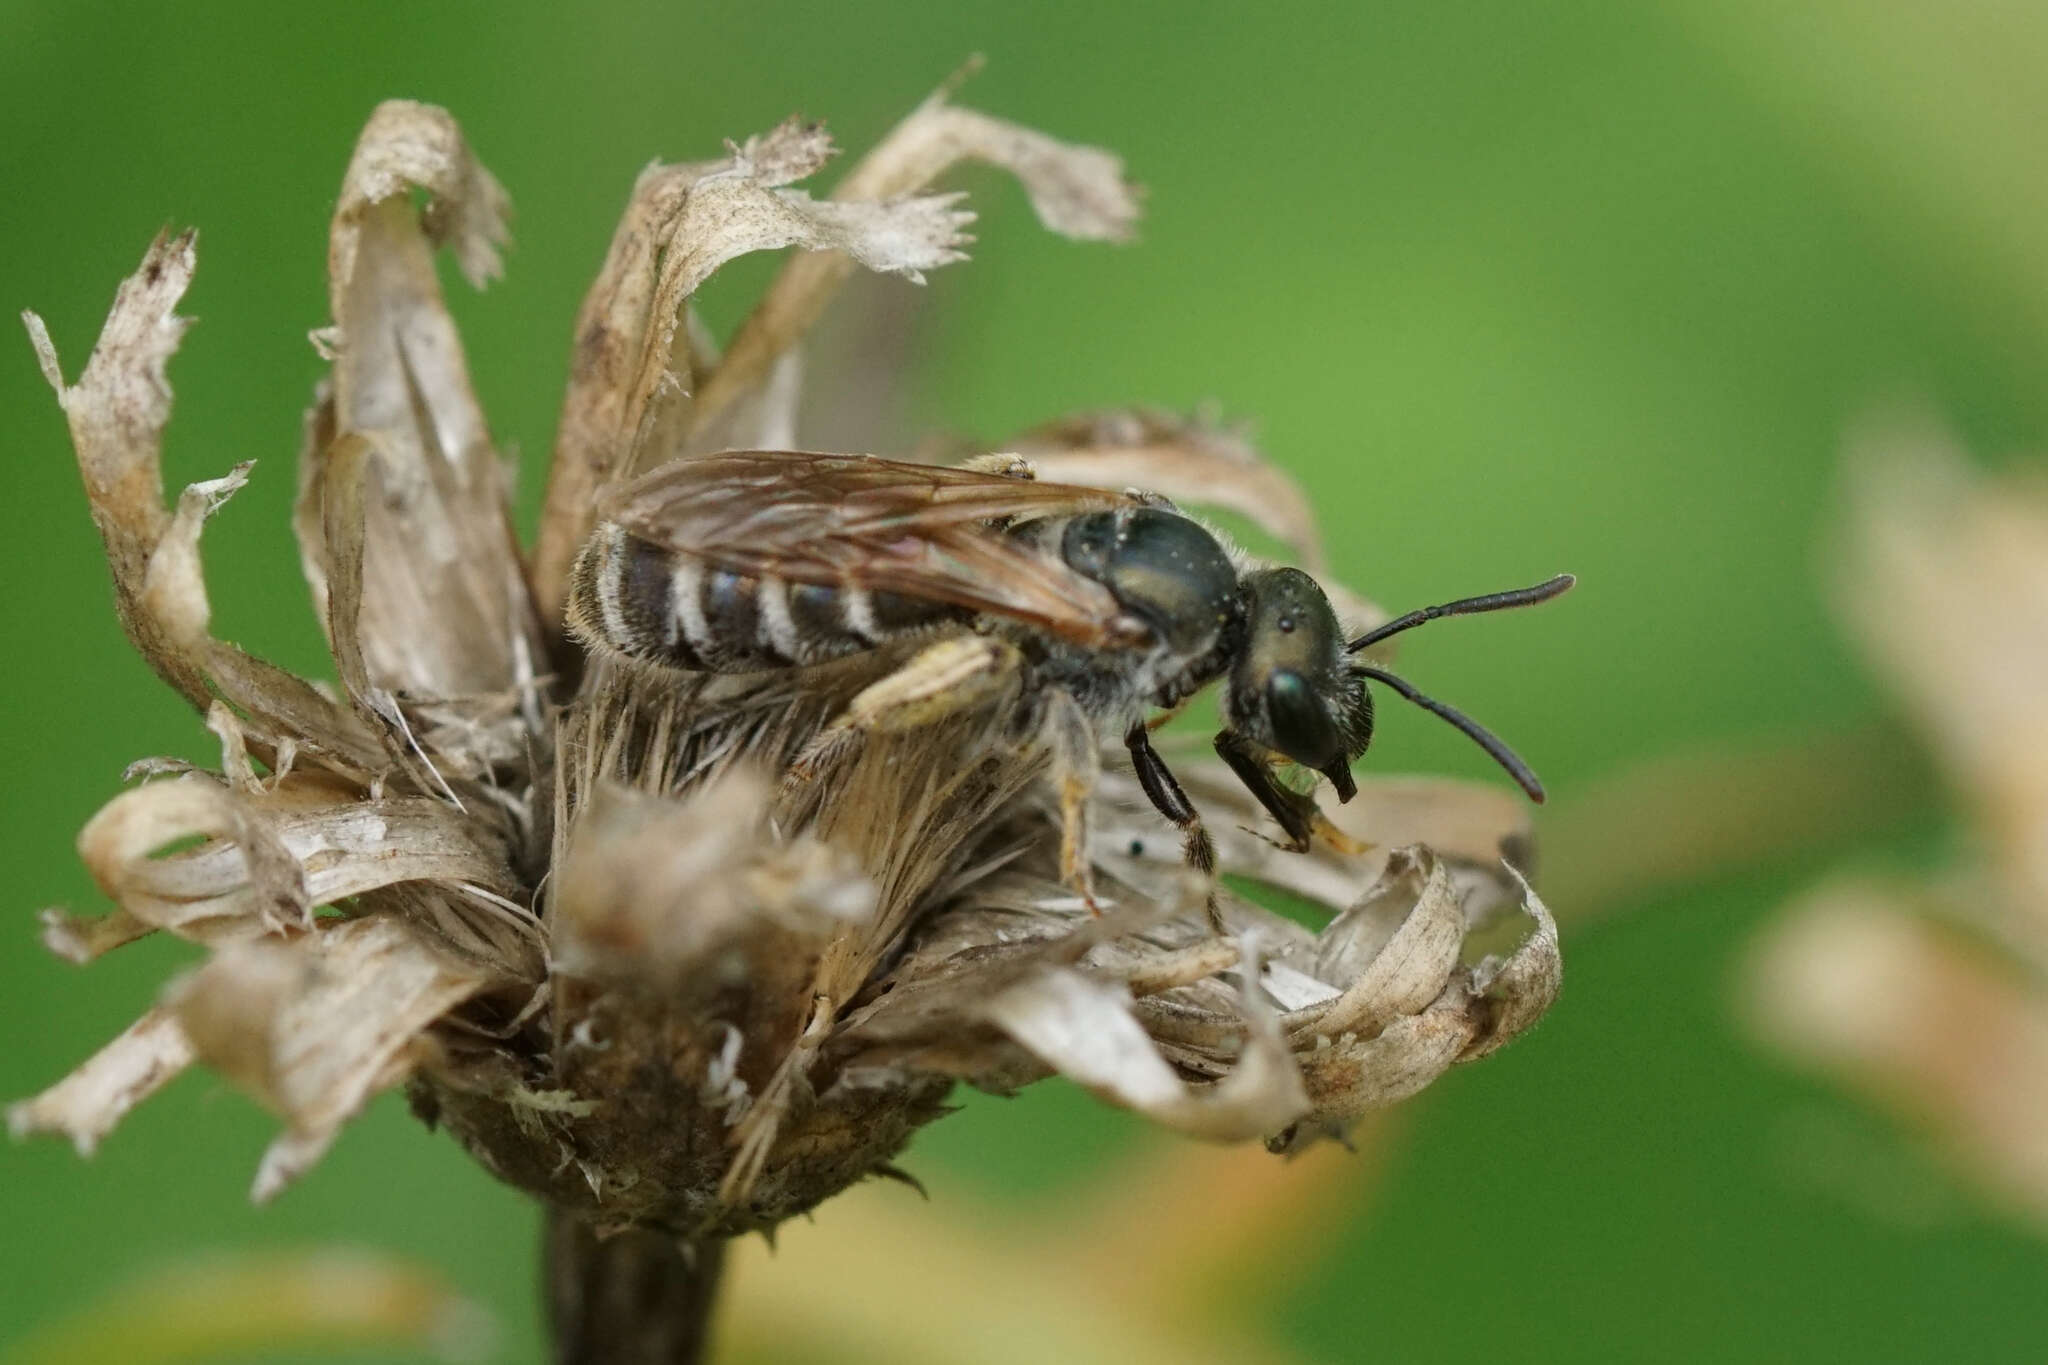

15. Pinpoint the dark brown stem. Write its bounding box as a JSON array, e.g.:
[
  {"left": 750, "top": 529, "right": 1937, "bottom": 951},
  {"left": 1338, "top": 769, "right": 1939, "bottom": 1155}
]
[{"left": 544, "top": 1212, "right": 727, "bottom": 1365}]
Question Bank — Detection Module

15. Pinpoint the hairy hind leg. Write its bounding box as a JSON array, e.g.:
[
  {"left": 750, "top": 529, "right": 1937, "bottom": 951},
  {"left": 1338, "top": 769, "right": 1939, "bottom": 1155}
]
[
  {"left": 783, "top": 634, "right": 1022, "bottom": 787},
  {"left": 1039, "top": 688, "right": 1102, "bottom": 911},
  {"left": 780, "top": 634, "right": 1110, "bottom": 913}
]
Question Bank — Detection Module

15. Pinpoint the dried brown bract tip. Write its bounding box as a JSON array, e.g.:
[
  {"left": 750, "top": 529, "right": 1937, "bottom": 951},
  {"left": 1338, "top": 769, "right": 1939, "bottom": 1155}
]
[
  {"left": 15, "top": 78, "right": 1565, "bottom": 1360},
  {"left": 1744, "top": 424, "right": 2048, "bottom": 1230}
]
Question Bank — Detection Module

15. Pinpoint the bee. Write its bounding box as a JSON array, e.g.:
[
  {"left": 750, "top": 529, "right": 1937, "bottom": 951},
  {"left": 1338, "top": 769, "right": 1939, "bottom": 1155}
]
[{"left": 567, "top": 450, "right": 1572, "bottom": 904}]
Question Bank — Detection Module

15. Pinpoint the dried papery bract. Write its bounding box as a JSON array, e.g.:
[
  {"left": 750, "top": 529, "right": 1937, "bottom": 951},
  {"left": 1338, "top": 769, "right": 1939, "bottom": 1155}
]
[
  {"left": 302, "top": 100, "right": 545, "bottom": 779},
  {"left": 15, "top": 84, "right": 1569, "bottom": 1364},
  {"left": 16, "top": 223, "right": 540, "bottom": 1195},
  {"left": 827, "top": 830, "right": 1557, "bottom": 1154},
  {"left": 22, "top": 243, "right": 383, "bottom": 777},
  {"left": 689, "top": 90, "right": 1143, "bottom": 455},
  {"left": 1745, "top": 427, "right": 2048, "bottom": 1230}
]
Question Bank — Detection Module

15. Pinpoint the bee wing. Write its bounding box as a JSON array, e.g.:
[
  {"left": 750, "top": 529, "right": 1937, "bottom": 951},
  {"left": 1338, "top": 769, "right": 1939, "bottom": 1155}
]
[{"left": 599, "top": 452, "right": 1149, "bottom": 648}]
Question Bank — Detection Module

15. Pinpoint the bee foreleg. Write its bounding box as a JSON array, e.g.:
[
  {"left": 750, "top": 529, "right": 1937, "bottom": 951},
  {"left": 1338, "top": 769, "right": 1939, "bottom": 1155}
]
[
  {"left": 1041, "top": 688, "right": 1101, "bottom": 913},
  {"left": 784, "top": 635, "right": 1022, "bottom": 785},
  {"left": 1213, "top": 729, "right": 1359, "bottom": 855},
  {"left": 1125, "top": 724, "right": 1223, "bottom": 933},
  {"left": 1214, "top": 729, "right": 1314, "bottom": 851},
  {"left": 1142, "top": 693, "right": 1195, "bottom": 732}
]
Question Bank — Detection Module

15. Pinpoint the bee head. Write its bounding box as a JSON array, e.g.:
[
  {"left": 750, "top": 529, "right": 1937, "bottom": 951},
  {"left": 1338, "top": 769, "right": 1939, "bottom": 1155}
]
[{"left": 1223, "top": 568, "right": 1369, "bottom": 801}]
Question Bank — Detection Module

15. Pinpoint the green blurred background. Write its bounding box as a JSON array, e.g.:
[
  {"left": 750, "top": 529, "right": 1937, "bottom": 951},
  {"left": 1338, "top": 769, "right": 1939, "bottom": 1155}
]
[{"left": 6, "top": 2, "right": 2047, "bottom": 1361}]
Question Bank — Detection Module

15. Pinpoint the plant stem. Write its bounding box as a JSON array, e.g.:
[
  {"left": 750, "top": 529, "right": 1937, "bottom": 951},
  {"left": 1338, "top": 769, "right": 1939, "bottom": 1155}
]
[{"left": 544, "top": 1213, "right": 726, "bottom": 1365}]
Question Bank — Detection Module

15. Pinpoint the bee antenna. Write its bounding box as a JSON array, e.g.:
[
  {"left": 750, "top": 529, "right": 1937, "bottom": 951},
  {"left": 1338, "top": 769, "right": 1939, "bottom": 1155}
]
[
  {"left": 1354, "top": 664, "right": 1546, "bottom": 803},
  {"left": 1347, "top": 573, "right": 1575, "bottom": 653}
]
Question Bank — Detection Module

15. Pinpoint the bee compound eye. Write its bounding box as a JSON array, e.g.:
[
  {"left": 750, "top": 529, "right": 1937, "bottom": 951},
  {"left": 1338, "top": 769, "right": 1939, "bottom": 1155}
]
[{"left": 1266, "top": 669, "right": 1343, "bottom": 770}]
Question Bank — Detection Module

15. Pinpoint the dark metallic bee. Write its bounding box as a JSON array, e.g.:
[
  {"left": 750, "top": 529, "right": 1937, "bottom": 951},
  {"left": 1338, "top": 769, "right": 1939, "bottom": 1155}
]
[{"left": 567, "top": 451, "right": 1573, "bottom": 894}]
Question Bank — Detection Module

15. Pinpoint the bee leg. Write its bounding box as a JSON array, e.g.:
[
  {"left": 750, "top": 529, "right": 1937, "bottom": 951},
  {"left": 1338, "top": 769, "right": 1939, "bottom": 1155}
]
[
  {"left": 1040, "top": 688, "right": 1102, "bottom": 913},
  {"left": 1213, "top": 730, "right": 1344, "bottom": 854},
  {"left": 780, "top": 725, "right": 859, "bottom": 789},
  {"left": 1125, "top": 724, "right": 1224, "bottom": 933},
  {"left": 784, "top": 635, "right": 1021, "bottom": 785},
  {"left": 1142, "top": 693, "right": 1195, "bottom": 733}
]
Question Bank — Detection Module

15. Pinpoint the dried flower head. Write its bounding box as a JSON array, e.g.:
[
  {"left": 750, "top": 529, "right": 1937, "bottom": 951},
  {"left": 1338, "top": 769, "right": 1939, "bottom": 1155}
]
[
  {"left": 1744, "top": 421, "right": 2048, "bottom": 1228},
  {"left": 13, "top": 83, "right": 1564, "bottom": 1351}
]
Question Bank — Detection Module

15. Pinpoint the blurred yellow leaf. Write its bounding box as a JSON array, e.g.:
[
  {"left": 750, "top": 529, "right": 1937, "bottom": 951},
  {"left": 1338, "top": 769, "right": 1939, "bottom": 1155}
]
[{"left": 1, "top": 1249, "right": 491, "bottom": 1365}]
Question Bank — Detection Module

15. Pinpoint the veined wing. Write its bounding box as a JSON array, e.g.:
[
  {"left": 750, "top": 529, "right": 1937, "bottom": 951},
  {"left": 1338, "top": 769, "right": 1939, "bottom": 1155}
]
[{"left": 598, "top": 452, "right": 1149, "bottom": 648}]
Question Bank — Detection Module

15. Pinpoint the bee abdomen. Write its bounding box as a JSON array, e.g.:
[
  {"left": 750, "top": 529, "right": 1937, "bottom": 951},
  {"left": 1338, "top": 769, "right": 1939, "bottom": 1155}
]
[{"left": 568, "top": 524, "right": 959, "bottom": 672}]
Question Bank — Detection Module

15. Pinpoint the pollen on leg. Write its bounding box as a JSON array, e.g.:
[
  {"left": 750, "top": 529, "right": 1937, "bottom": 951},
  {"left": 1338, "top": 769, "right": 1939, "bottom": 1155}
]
[
  {"left": 1059, "top": 770, "right": 1102, "bottom": 914},
  {"left": 1040, "top": 688, "right": 1103, "bottom": 912},
  {"left": 785, "top": 636, "right": 1020, "bottom": 792},
  {"left": 1312, "top": 810, "right": 1370, "bottom": 856},
  {"left": 842, "top": 635, "right": 1021, "bottom": 733},
  {"left": 780, "top": 724, "right": 861, "bottom": 791}
]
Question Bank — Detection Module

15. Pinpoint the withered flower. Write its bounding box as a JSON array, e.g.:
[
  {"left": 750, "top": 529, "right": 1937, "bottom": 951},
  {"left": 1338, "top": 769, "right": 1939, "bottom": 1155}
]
[
  {"left": 1744, "top": 423, "right": 2048, "bottom": 1229},
  {"left": 13, "top": 86, "right": 1562, "bottom": 1358}
]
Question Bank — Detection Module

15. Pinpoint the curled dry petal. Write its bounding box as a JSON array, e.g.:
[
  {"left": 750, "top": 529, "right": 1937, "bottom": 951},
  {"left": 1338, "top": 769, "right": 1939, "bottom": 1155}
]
[
  {"left": 1290, "top": 849, "right": 1466, "bottom": 1042},
  {"left": 1745, "top": 881, "right": 2048, "bottom": 1225},
  {"left": 622, "top": 167, "right": 974, "bottom": 469},
  {"left": 144, "top": 463, "right": 250, "bottom": 649},
  {"left": 726, "top": 117, "right": 839, "bottom": 188},
  {"left": 1289, "top": 1007, "right": 1478, "bottom": 1123},
  {"left": 696, "top": 91, "right": 1142, "bottom": 444},
  {"left": 300, "top": 100, "right": 543, "bottom": 715},
  {"left": 7, "top": 1008, "right": 195, "bottom": 1156},
  {"left": 1462, "top": 867, "right": 1563, "bottom": 1060},
  {"left": 312, "top": 431, "right": 521, "bottom": 788},
  {"left": 37, "top": 905, "right": 155, "bottom": 964},
  {"left": 1742, "top": 432, "right": 2048, "bottom": 1233},
  {"left": 328, "top": 99, "right": 511, "bottom": 291},
  {"left": 1096, "top": 763, "right": 1533, "bottom": 925},
  {"left": 78, "top": 774, "right": 309, "bottom": 943},
  {"left": 533, "top": 111, "right": 996, "bottom": 618},
  {"left": 23, "top": 234, "right": 385, "bottom": 778},
  {"left": 531, "top": 160, "right": 716, "bottom": 617},
  {"left": 1836, "top": 428, "right": 2048, "bottom": 919},
  {"left": 837, "top": 836, "right": 1557, "bottom": 1154},
  {"left": 985, "top": 961, "right": 1309, "bottom": 1142},
  {"left": 1267, "top": 848, "right": 1560, "bottom": 1151},
  {"left": 65, "top": 762, "right": 524, "bottom": 959},
  {"left": 168, "top": 915, "right": 492, "bottom": 1201}
]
